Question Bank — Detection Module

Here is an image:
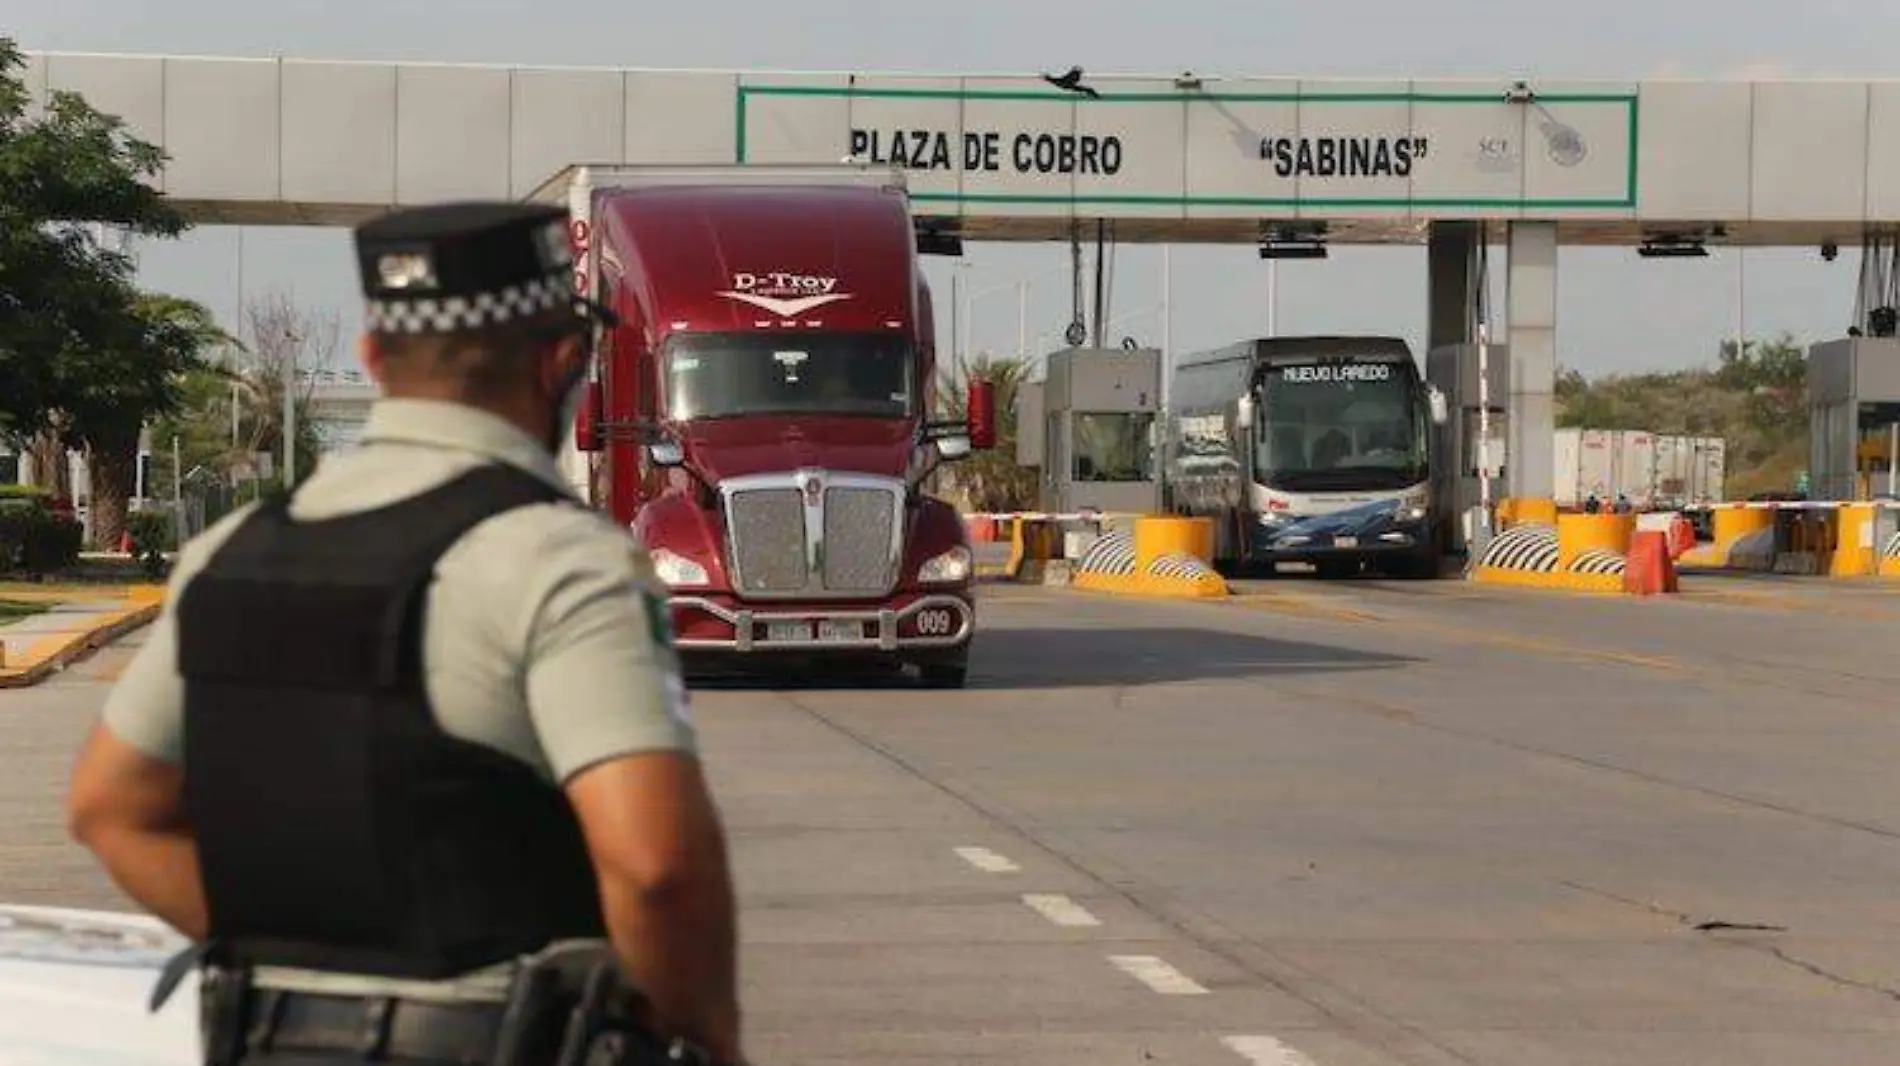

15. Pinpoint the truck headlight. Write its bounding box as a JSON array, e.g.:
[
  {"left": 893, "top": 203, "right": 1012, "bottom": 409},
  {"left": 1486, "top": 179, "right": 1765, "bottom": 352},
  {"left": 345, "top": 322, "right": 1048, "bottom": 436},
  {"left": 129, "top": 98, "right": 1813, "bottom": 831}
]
[
  {"left": 918, "top": 545, "right": 972, "bottom": 583},
  {"left": 650, "top": 548, "right": 709, "bottom": 588}
]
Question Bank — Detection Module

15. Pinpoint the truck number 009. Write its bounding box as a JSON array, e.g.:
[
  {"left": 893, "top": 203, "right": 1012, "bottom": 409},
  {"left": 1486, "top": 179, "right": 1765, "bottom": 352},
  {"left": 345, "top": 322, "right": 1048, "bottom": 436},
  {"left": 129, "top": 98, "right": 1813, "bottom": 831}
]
[{"left": 915, "top": 609, "right": 955, "bottom": 636}]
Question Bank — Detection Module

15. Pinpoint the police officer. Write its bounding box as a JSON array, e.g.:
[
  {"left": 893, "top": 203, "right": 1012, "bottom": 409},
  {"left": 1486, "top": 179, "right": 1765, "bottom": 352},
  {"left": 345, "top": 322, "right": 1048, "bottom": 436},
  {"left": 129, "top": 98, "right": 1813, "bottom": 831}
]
[{"left": 65, "top": 202, "right": 746, "bottom": 1066}]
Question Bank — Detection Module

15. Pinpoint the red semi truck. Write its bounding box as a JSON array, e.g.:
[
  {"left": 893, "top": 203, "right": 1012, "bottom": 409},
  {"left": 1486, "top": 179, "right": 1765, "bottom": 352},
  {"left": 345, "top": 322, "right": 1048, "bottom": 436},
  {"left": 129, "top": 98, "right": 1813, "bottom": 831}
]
[{"left": 530, "top": 164, "right": 990, "bottom": 687}]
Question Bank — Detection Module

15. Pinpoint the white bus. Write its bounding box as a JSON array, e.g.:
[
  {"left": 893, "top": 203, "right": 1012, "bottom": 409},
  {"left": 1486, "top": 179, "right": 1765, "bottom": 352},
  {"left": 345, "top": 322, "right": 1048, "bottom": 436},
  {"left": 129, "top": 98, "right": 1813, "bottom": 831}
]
[{"left": 1165, "top": 336, "right": 1448, "bottom": 579}]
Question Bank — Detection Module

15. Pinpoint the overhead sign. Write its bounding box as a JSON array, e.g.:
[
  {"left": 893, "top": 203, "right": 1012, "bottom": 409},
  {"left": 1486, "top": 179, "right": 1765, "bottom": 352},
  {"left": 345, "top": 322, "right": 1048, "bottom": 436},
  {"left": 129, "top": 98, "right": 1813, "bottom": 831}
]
[{"left": 736, "top": 82, "right": 1638, "bottom": 214}]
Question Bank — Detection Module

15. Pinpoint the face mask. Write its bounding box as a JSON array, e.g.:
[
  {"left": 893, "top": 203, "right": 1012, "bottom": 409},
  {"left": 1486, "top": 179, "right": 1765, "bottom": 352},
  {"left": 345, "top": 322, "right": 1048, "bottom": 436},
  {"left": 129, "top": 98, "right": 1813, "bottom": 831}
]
[{"left": 536, "top": 332, "right": 593, "bottom": 452}]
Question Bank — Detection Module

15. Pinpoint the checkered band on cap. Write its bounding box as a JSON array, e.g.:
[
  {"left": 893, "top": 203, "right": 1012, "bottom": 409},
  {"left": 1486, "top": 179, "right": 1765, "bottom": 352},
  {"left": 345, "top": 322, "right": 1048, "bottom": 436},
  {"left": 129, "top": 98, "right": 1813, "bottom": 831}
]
[{"left": 364, "top": 272, "right": 577, "bottom": 334}]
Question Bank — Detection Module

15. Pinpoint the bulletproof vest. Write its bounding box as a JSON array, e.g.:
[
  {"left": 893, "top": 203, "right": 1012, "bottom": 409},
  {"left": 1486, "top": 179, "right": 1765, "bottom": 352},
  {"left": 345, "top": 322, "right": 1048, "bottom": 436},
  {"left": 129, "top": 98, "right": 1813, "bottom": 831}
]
[{"left": 176, "top": 463, "right": 608, "bottom": 979}]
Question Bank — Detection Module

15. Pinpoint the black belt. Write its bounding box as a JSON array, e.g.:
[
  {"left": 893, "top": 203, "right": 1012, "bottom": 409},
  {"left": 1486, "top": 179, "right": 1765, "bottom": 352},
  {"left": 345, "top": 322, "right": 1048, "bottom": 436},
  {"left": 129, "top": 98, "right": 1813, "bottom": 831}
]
[{"left": 242, "top": 989, "right": 504, "bottom": 1064}]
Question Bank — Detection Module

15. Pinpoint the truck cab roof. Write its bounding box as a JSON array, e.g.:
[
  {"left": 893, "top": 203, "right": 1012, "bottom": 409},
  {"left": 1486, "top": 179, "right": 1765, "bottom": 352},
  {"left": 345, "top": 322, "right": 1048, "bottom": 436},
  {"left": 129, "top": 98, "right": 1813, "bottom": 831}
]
[{"left": 594, "top": 182, "right": 919, "bottom": 335}]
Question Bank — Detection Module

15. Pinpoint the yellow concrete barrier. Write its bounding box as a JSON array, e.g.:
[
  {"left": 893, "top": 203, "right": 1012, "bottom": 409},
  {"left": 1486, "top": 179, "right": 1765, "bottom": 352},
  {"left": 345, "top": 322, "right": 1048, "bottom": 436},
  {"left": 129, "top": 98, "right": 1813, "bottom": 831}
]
[
  {"left": 1710, "top": 507, "right": 1773, "bottom": 556},
  {"left": 1556, "top": 513, "right": 1634, "bottom": 571},
  {"left": 1133, "top": 515, "right": 1215, "bottom": 569},
  {"left": 1829, "top": 503, "right": 1879, "bottom": 577},
  {"left": 1513, "top": 498, "right": 1559, "bottom": 528},
  {"left": 1070, "top": 515, "right": 1227, "bottom": 599},
  {"left": 1006, "top": 518, "right": 1059, "bottom": 579}
]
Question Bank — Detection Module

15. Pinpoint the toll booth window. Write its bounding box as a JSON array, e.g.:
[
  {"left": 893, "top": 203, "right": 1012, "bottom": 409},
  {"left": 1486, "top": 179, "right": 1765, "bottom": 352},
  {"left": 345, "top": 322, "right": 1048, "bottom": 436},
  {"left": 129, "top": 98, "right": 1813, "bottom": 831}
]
[
  {"left": 666, "top": 333, "right": 913, "bottom": 420},
  {"left": 0, "top": 453, "right": 17, "bottom": 485},
  {"left": 1072, "top": 412, "right": 1154, "bottom": 482}
]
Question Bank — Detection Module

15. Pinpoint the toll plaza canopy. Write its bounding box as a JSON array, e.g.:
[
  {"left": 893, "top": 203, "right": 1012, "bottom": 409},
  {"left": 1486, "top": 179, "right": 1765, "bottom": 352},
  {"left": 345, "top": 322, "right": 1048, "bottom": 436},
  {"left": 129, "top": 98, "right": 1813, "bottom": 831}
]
[{"left": 17, "top": 51, "right": 1900, "bottom": 245}]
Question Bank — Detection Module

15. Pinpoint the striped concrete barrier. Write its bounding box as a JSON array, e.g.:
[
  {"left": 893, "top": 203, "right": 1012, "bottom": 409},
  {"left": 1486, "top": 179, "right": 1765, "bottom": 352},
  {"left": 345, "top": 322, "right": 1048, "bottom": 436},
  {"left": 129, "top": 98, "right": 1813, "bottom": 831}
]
[
  {"left": 1469, "top": 523, "right": 1627, "bottom": 593},
  {"left": 1073, "top": 528, "right": 1136, "bottom": 577},
  {"left": 1883, "top": 530, "right": 1900, "bottom": 578},
  {"left": 1476, "top": 524, "right": 1559, "bottom": 573},
  {"left": 1567, "top": 548, "right": 1628, "bottom": 576},
  {"left": 1070, "top": 526, "right": 1228, "bottom": 599}
]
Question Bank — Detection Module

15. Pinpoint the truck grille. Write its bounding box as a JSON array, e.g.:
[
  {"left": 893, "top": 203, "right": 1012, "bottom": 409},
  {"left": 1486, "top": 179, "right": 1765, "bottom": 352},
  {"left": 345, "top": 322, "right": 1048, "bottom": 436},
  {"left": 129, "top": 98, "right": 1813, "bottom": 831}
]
[
  {"left": 722, "top": 473, "right": 904, "bottom": 598},
  {"left": 822, "top": 486, "right": 899, "bottom": 592},
  {"left": 725, "top": 487, "right": 807, "bottom": 594}
]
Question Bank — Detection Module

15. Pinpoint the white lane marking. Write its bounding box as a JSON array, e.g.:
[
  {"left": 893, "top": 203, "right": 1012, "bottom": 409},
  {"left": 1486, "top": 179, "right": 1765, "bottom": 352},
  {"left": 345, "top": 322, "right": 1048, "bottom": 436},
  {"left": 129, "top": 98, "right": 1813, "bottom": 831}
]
[
  {"left": 1222, "top": 1035, "right": 1318, "bottom": 1066},
  {"left": 1108, "top": 954, "right": 1208, "bottom": 995},
  {"left": 1022, "top": 893, "right": 1102, "bottom": 927},
  {"left": 953, "top": 846, "right": 1020, "bottom": 873}
]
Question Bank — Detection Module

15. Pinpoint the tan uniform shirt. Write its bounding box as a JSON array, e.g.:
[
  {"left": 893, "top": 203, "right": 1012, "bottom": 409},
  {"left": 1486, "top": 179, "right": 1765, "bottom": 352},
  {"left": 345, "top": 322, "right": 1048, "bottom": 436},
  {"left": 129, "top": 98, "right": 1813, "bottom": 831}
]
[{"left": 102, "top": 398, "right": 695, "bottom": 783}]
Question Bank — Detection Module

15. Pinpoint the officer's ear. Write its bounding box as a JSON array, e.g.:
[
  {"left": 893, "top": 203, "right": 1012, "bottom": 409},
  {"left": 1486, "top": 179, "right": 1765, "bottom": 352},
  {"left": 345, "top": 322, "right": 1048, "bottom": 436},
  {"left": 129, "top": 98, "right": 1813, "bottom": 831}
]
[
  {"left": 358, "top": 333, "right": 389, "bottom": 386},
  {"left": 540, "top": 329, "right": 590, "bottom": 385}
]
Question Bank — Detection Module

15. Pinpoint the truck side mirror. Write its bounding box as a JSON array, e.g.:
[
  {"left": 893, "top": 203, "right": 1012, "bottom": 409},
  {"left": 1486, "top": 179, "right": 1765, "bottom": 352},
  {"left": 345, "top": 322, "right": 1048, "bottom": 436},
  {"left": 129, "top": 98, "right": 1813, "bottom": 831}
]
[
  {"left": 1236, "top": 393, "right": 1256, "bottom": 430},
  {"left": 648, "top": 440, "right": 685, "bottom": 467},
  {"left": 575, "top": 381, "right": 604, "bottom": 452},
  {"left": 967, "top": 378, "right": 997, "bottom": 449},
  {"left": 1428, "top": 386, "right": 1449, "bottom": 426}
]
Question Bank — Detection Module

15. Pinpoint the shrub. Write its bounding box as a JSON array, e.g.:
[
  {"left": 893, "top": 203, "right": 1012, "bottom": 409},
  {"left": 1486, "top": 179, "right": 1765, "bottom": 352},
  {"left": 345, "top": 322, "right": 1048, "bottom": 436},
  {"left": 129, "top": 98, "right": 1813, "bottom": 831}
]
[
  {"left": 125, "top": 509, "right": 175, "bottom": 579},
  {"left": 0, "top": 502, "right": 83, "bottom": 577}
]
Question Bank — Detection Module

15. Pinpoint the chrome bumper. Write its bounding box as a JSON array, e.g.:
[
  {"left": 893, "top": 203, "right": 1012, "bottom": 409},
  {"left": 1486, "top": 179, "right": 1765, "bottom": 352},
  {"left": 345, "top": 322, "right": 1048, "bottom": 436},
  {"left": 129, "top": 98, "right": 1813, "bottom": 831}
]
[{"left": 670, "top": 593, "right": 973, "bottom": 652}]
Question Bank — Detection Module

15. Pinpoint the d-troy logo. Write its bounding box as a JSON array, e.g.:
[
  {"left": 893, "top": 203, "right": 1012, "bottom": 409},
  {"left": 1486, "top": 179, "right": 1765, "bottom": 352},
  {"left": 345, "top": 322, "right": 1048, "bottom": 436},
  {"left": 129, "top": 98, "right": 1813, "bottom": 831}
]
[{"left": 716, "top": 272, "right": 853, "bottom": 317}]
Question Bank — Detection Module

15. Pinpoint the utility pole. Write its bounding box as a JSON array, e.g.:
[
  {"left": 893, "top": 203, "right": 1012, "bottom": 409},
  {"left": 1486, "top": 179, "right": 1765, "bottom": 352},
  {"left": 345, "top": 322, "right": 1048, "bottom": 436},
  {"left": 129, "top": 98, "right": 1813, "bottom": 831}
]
[{"left": 281, "top": 329, "right": 298, "bottom": 489}]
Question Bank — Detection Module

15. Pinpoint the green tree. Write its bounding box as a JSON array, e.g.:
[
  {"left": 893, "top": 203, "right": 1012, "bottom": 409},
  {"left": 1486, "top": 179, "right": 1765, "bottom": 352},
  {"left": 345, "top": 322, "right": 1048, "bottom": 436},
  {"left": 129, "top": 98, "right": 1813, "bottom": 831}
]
[
  {"left": 0, "top": 36, "right": 227, "bottom": 547},
  {"left": 57, "top": 293, "right": 231, "bottom": 546},
  {"left": 0, "top": 36, "right": 187, "bottom": 440},
  {"left": 149, "top": 293, "right": 331, "bottom": 507},
  {"left": 1555, "top": 333, "right": 1811, "bottom": 499}
]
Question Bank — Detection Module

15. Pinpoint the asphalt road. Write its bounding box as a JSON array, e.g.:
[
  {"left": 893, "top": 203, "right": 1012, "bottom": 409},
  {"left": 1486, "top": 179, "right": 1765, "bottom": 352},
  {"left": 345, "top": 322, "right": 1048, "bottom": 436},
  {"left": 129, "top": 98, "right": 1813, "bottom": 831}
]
[{"left": 5, "top": 574, "right": 1900, "bottom": 1065}]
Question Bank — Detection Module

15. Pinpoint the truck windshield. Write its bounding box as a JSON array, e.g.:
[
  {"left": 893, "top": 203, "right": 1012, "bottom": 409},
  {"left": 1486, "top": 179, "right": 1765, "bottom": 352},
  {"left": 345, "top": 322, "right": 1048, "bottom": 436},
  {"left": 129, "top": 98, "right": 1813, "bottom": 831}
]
[
  {"left": 665, "top": 332, "right": 913, "bottom": 420},
  {"left": 1253, "top": 359, "right": 1427, "bottom": 491}
]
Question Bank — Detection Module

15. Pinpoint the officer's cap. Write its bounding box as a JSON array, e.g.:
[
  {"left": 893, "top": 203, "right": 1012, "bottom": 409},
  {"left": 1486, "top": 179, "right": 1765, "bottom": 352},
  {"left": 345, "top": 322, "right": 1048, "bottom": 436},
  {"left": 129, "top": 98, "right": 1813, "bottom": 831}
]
[{"left": 353, "top": 202, "right": 617, "bottom": 336}]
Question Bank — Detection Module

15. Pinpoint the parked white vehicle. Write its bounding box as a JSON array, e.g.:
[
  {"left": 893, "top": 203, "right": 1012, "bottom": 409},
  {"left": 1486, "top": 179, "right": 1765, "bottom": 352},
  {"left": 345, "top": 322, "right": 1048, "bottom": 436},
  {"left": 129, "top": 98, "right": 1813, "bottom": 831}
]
[{"left": 0, "top": 904, "right": 198, "bottom": 1064}]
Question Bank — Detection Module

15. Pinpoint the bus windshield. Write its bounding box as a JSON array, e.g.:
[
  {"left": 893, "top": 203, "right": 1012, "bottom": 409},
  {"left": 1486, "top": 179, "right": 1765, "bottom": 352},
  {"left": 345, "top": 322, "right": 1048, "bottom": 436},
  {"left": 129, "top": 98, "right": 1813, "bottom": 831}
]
[
  {"left": 665, "top": 332, "right": 914, "bottom": 421},
  {"left": 1253, "top": 359, "right": 1426, "bottom": 490}
]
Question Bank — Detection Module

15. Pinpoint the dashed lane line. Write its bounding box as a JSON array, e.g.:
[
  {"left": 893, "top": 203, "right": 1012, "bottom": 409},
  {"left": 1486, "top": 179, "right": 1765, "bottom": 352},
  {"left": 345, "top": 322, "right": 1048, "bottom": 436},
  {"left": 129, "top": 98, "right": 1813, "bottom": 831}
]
[
  {"left": 1021, "top": 893, "right": 1101, "bottom": 927},
  {"left": 1108, "top": 954, "right": 1208, "bottom": 995},
  {"left": 953, "top": 846, "right": 1020, "bottom": 873},
  {"left": 1222, "top": 1035, "right": 1320, "bottom": 1065}
]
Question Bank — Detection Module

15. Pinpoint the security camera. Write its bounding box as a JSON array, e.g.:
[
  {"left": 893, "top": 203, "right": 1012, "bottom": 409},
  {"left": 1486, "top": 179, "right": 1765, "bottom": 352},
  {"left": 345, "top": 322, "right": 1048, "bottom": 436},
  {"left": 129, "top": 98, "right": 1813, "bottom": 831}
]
[
  {"left": 1821, "top": 241, "right": 1839, "bottom": 262},
  {"left": 1504, "top": 81, "right": 1535, "bottom": 104},
  {"left": 1174, "top": 71, "right": 1204, "bottom": 91}
]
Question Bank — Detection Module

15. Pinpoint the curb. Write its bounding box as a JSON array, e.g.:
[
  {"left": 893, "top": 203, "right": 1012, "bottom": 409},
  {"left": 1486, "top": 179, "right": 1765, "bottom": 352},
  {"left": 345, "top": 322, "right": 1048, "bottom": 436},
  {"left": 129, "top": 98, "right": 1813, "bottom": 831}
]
[{"left": 0, "top": 598, "right": 162, "bottom": 689}]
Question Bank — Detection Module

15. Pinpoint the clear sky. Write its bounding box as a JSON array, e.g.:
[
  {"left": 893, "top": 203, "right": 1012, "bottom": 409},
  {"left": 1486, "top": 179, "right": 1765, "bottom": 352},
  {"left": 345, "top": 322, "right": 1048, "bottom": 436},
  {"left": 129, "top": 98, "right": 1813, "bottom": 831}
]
[{"left": 13, "top": 1, "right": 1897, "bottom": 377}]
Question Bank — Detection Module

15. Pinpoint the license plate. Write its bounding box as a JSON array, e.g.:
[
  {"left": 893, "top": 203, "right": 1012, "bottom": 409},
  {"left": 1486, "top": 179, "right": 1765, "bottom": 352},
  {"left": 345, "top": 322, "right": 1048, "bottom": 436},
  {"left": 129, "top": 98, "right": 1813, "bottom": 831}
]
[
  {"left": 817, "top": 620, "right": 862, "bottom": 642},
  {"left": 765, "top": 621, "right": 812, "bottom": 642},
  {"left": 1334, "top": 535, "right": 1358, "bottom": 548}
]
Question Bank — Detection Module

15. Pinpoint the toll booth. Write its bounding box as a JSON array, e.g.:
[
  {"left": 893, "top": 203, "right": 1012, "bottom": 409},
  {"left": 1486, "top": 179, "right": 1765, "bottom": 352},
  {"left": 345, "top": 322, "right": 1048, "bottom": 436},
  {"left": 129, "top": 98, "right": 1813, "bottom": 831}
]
[
  {"left": 1807, "top": 337, "right": 1900, "bottom": 501},
  {"left": 1014, "top": 347, "right": 1163, "bottom": 516},
  {"left": 1427, "top": 342, "right": 1511, "bottom": 556}
]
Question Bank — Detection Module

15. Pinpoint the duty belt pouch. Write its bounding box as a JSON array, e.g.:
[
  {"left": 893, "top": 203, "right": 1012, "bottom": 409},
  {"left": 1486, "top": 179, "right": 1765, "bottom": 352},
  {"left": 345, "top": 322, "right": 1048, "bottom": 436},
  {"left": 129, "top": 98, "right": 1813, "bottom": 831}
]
[
  {"left": 197, "top": 962, "right": 256, "bottom": 1066},
  {"left": 149, "top": 941, "right": 254, "bottom": 1066},
  {"left": 492, "top": 945, "right": 706, "bottom": 1066}
]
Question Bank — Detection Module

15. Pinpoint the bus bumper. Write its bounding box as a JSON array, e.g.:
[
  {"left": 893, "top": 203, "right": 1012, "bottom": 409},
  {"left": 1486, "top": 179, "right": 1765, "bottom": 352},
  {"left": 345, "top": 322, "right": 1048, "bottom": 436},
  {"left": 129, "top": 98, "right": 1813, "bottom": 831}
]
[{"left": 1248, "top": 517, "right": 1434, "bottom": 563}]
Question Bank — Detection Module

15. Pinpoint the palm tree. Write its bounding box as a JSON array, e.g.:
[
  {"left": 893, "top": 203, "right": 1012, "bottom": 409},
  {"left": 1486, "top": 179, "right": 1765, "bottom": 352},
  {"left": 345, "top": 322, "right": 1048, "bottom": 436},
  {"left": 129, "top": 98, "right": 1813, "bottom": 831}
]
[{"left": 936, "top": 351, "right": 1040, "bottom": 513}]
